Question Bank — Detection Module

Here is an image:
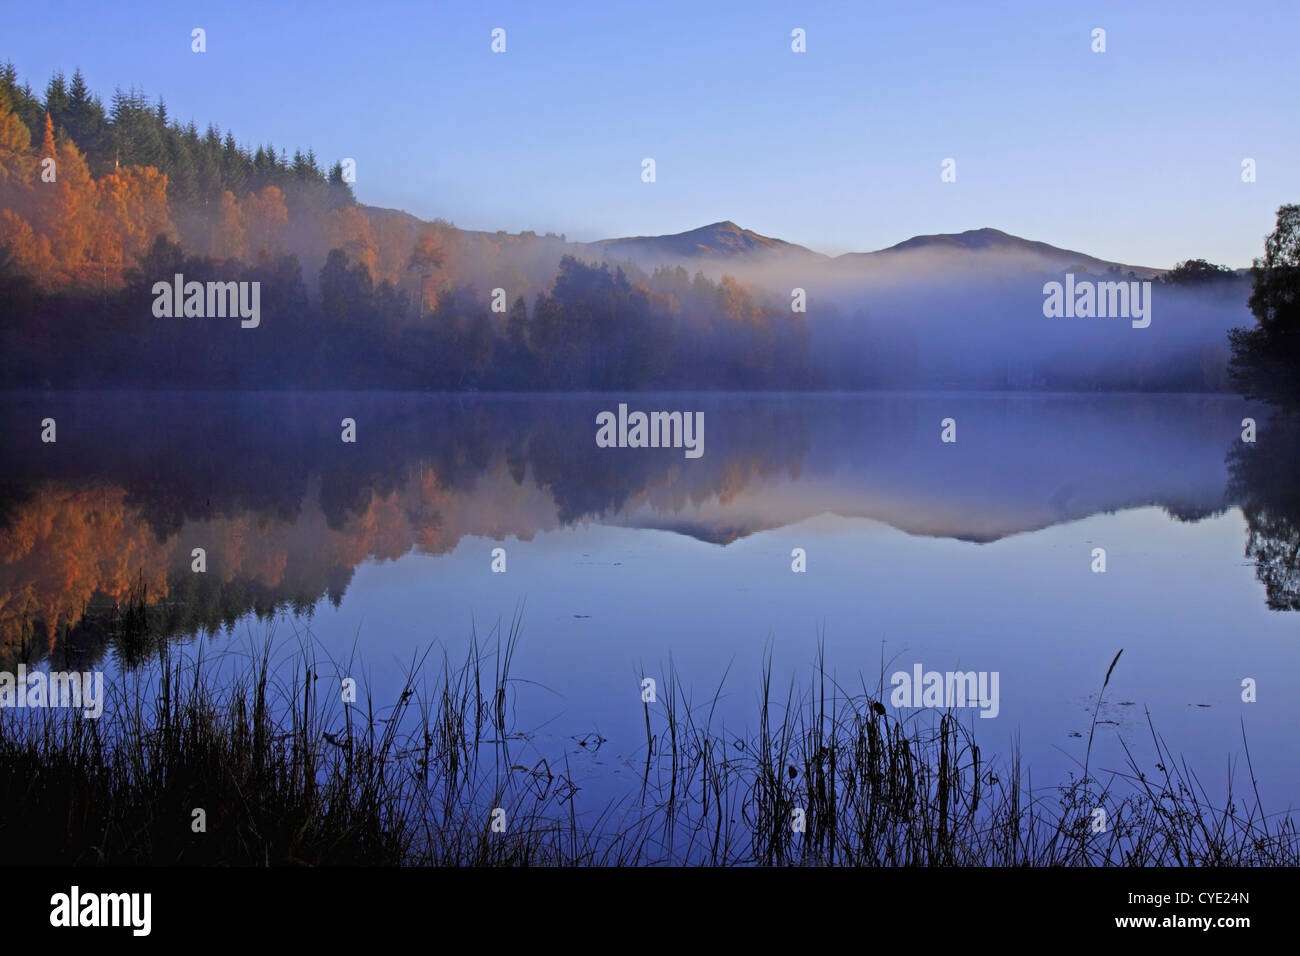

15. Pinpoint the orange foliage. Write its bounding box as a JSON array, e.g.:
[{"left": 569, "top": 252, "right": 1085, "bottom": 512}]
[
  {"left": 0, "top": 96, "right": 35, "bottom": 193},
  {"left": 720, "top": 275, "right": 761, "bottom": 323},
  {"left": 408, "top": 230, "right": 445, "bottom": 315},
  {"left": 95, "top": 165, "right": 173, "bottom": 279},
  {"left": 48, "top": 133, "right": 98, "bottom": 284},
  {"left": 0, "top": 484, "right": 170, "bottom": 652},
  {"left": 325, "top": 204, "right": 378, "bottom": 277},
  {"left": 0, "top": 209, "right": 54, "bottom": 282},
  {"left": 370, "top": 211, "right": 413, "bottom": 286},
  {"left": 211, "top": 190, "right": 245, "bottom": 260},
  {"left": 241, "top": 185, "right": 288, "bottom": 257},
  {"left": 0, "top": 106, "right": 461, "bottom": 302}
]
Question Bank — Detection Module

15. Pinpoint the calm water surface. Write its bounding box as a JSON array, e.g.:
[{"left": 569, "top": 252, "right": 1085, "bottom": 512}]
[{"left": 2, "top": 391, "right": 1296, "bottom": 811}]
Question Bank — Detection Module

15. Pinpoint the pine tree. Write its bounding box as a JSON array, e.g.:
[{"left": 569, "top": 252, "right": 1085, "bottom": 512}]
[
  {"left": 164, "top": 124, "right": 197, "bottom": 206},
  {"left": 327, "top": 161, "right": 356, "bottom": 209},
  {"left": 1, "top": 64, "right": 45, "bottom": 144},
  {"left": 65, "top": 69, "right": 109, "bottom": 173},
  {"left": 110, "top": 87, "right": 164, "bottom": 169},
  {"left": 221, "top": 131, "right": 247, "bottom": 196},
  {"left": 43, "top": 72, "right": 68, "bottom": 131}
]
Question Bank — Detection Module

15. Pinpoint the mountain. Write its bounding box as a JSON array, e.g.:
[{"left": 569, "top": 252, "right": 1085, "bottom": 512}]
[
  {"left": 839, "top": 227, "right": 1160, "bottom": 278},
  {"left": 360, "top": 206, "right": 1166, "bottom": 283},
  {"left": 586, "top": 220, "right": 827, "bottom": 266},
  {"left": 577, "top": 221, "right": 1161, "bottom": 277}
]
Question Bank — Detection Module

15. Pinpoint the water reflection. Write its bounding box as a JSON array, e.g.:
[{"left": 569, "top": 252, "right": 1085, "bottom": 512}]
[
  {"left": 0, "top": 391, "right": 1287, "bottom": 667},
  {"left": 1228, "top": 414, "right": 1300, "bottom": 610}
]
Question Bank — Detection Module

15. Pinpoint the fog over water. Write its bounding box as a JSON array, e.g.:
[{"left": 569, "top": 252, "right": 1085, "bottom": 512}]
[{"left": 3, "top": 390, "right": 1295, "bottom": 813}]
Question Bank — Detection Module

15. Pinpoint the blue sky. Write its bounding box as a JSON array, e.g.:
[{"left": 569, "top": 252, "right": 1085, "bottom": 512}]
[{"left": 8, "top": 0, "right": 1298, "bottom": 266}]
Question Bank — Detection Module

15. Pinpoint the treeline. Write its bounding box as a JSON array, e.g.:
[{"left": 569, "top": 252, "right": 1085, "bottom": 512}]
[
  {"left": 1229, "top": 204, "right": 1300, "bottom": 409},
  {"left": 1224, "top": 205, "right": 1300, "bottom": 609},
  {"left": 0, "top": 65, "right": 367, "bottom": 295},
  {"left": 0, "top": 237, "right": 816, "bottom": 389},
  {"left": 0, "top": 64, "right": 813, "bottom": 389},
  {"left": 1, "top": 64, "right": 356, "bottom": 221},
  {"left": 1, "top": 65, "right": 590, "bottom": 305},
  {"left": 1157, "top": 258, "right": 1242, "bottom": 286}
]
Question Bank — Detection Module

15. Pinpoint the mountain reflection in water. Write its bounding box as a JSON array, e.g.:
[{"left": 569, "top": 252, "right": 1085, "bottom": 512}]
[{"left": 0, "top": 391, "right": 1293, "bottom": 669}]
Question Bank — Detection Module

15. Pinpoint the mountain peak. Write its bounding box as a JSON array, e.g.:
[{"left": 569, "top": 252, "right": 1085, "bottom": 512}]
[
  {"left": 593, "top": 220, "right": 822, "bottom": 263},
  {"left": 881, "top": 227, "right": 1021, "bottom": 253},
  {"left": 860, "top": 227, "right": 1157, "bottom": 275}
]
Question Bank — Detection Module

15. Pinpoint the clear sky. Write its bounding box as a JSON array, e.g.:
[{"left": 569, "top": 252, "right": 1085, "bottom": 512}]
[{"left": 8, "top": 0, "right": 1298, "bottom": 267}]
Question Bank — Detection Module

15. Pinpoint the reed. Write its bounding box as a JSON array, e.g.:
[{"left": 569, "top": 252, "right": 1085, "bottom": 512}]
[{"left": 1, "top": 625, "right": 1294, "bottom": 866}]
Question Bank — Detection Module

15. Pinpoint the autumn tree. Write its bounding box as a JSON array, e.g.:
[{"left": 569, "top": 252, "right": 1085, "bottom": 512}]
[
  {"left": 31, "top": 112, "right": 57, "bottom": 230},
  {"left": 325, "top": 204, "right": 377, "bottom": 277},
  {"left": 407, "top": 231, "right": 444, "bottom": 319},
  {"left": 0, "top": 209, "right": 53, "bottom": 284},
  {"left": 211, "top": 189, "right": 245, "bottom": 260},
  {"left": 242, "top": 184, "right": 288, "bottom": 259},
  {"left": 95, "top": 165, "right": 172, "bottom": 284},
  {"left": 47, "top": 128, "right": 98, "bottom": 285},
  {"left": 371, "top": 211, "right": 413, "bottom": 286},
  {"left": 0, "top": 92, "right": 35, "bottom": 199}
]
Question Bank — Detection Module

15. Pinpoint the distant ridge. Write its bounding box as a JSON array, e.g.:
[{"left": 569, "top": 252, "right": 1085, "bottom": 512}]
[
  {"left": 360, "top": 205, "right": 1165, "bottom": 276},
  {"left": 846, "top": 226, "right": 1159, "bottom": 277},
  {"left": 589, "top": 220, "right": 825, "bottom": 264}
]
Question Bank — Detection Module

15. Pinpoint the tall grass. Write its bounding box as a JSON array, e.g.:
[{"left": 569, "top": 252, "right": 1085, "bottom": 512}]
[{"left": 0, "top": 623, "right": 1295, "bottom": 866}]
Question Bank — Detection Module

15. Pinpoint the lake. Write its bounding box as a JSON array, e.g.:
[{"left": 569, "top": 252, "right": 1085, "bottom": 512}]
[{"left": 2, "top": 390, "right": 1296, "bottom": 819}]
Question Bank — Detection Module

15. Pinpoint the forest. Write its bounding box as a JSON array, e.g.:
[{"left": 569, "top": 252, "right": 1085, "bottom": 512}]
[{"left": 0, "top": 65, "right": 815, "bottom": 389}]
